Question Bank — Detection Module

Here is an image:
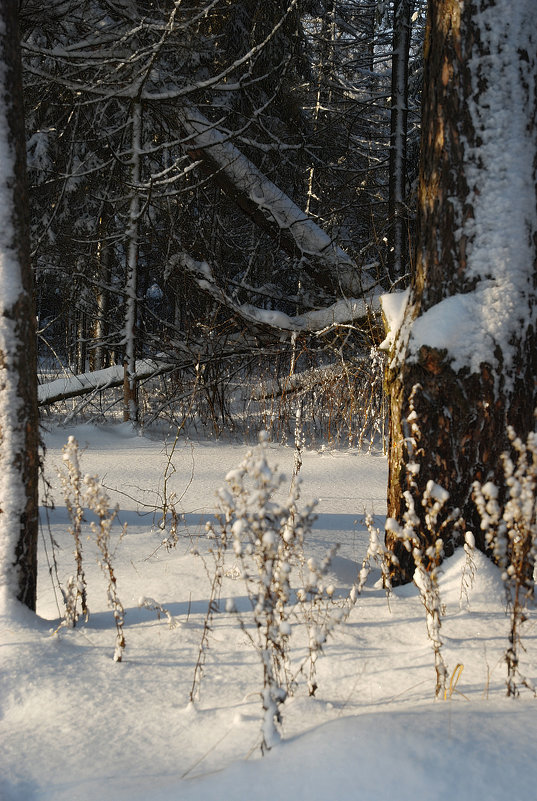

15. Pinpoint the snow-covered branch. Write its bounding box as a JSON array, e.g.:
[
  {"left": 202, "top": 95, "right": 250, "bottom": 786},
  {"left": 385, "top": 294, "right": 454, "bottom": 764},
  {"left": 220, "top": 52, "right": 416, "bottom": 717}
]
[
  {"left": 172, "top": 251, "right": 379, "bottom": 336},
  {"left": 176, "top": 103, "right": 375, "bottom": 297}
]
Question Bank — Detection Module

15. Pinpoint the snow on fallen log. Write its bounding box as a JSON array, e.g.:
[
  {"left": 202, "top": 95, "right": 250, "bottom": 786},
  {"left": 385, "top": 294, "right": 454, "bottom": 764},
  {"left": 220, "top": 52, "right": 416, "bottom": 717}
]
[
  {"left": 250, "top": 362, "right": 356, "bottom": 400},
  {"left": 176, "top": 103, "right": 375, "bottom": 296},
  {"left": 38, "top": 359, "right": 174, "bottom": 406},
  {"left": 173, "top": 251, "right": 380, "bottom": 335}
]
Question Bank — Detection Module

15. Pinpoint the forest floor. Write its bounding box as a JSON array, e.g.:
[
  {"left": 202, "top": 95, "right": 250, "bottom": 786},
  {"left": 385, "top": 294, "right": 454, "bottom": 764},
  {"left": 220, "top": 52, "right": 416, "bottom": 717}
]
[{"left": 2, "top": 422, "right": 537, "bottom": 801}]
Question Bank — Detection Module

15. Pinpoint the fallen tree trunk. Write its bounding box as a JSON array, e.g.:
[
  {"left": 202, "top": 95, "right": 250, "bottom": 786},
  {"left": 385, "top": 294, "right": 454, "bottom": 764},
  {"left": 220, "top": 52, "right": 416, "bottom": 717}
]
[{"left": 38, "top": 359, "right": 175, "bottom": 406}]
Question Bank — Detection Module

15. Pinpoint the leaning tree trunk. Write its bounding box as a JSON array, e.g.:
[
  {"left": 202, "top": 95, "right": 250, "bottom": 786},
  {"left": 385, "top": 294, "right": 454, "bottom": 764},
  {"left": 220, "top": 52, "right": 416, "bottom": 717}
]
[
  {"left": 0, "top": 0, "right": 39, "bottom": 610},
  {"left": 384, "top": 0, "right": 537, "bottom": 582}
]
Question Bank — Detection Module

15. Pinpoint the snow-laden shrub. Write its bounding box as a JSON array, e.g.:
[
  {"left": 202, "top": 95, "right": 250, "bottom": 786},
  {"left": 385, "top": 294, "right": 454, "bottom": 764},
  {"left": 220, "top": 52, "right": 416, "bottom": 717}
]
[{"left": 460, "top": 530, "right": 477, "bottom": 609}]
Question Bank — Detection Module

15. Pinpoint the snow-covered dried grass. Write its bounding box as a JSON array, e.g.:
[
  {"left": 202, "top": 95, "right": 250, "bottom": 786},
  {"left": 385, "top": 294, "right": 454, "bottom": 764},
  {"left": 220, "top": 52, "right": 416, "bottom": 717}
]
[{"left": 38, "top": 342, "right": 386, "bottom": 452}]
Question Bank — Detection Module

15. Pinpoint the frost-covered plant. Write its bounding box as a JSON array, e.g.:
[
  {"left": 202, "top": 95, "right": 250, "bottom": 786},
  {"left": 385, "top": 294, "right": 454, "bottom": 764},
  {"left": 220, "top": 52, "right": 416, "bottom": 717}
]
[
  {"left": 58, "top": 437, "right": 126, "bottom": 660},
  {"left": 358, "top": 514, "right": 395, "bottom": 596},
  {"left": 193, "top": 432, "right": 349, "bottom": 749},
  {"left": 61, "top": 575, "right": 80, "bottom": 629},
  {"left": 84, "top": 473, "right": 126, "bottom": 662},
  {"left": 214, "top": 432, "right": 317, "bottom": 752},
  {"left": 411, "top": 533, "right": 447, "bottom": 698},
  {"left": 138, "top": 596, "right": 177, "bottom": 629},
  {"left": 473, "top": 425, "right": 537, "bottom": 697},
  {"left": 459, "top": 530, "right": 477, "bottom": 609},
  {"left": 295, "top": 547, "right": 346, "bottom": 697},
  {"left": 386, "top": 482, "right": 457, "bottom": 698},
  {"left": 59, "top": 436, "right": 89, "bottom": 625},
  {"left": 226, "top": 434, "right": 317, "bottom": 750},
  {"left": 378, "top": 385, "right": 465, "bottom": 697}
]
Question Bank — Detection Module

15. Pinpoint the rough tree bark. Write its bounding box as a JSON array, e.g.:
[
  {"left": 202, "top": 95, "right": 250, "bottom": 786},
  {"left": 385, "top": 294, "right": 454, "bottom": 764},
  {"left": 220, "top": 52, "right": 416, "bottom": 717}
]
[
  {"left": 123, "top": 101, "right": 142, "bottom": 424},
  {"left": 387, "top": 0, "right": 414, "bottom": 283},
  {"left": 384, "top": 0, "right": 537, "bottom": 582},
  {"left": 0, "top": 0, "right": 39, "bottom": 610}
]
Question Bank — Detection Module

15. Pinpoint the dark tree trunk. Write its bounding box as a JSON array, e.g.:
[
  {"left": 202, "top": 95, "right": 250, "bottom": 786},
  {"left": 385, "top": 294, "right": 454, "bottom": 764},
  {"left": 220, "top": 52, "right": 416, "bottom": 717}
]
[
  {"left": 0, "top": 0, "right": 39, "bottom": 610},
  {"left": 92, "top": 234, "right": 111, "bottom": 371},
  {"left": 387, "top": 0, "right": 413, "bottom": 283},
  {"left": 385, "top": 0, "right": 537, "bottom": 582},
  {"left": 123, "top": 101, "right": 142, "bottom": 424}
]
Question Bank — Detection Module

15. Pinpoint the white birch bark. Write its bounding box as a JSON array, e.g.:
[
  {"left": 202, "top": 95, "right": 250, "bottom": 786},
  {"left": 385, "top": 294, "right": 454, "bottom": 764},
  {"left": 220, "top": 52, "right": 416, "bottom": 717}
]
[{"left": 0, "top": 1, "right": 39, "bottom": 611}]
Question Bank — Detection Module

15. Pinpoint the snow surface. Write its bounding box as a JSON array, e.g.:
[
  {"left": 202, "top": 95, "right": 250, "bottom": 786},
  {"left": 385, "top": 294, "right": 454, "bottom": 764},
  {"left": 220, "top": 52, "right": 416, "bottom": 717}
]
[{"left": 2, "top": 424, "right": 537, "bottom": 800}]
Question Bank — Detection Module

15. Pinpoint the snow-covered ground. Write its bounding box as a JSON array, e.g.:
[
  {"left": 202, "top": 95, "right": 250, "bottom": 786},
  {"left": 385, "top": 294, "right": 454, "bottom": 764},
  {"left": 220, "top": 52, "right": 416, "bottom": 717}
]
[{"left": 2, "top": 423, "right": 537, "bottom": 801}]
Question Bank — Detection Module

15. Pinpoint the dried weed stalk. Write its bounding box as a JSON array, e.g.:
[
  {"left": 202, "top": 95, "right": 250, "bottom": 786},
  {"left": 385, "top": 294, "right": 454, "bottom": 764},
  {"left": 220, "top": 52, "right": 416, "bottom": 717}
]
[
  {"left": 59, "top": 436, "right": 89, "bottom": 625},
  {"left": 58, "top": 436, "right": 126, "bottom": 660},
  {"left": 84, "top": 473, "right": 127, "bottom": 661},
  {"left": 473, "top": 423, "right": 537, "bottom": 697},
  {"left": 385, "top": 481, "right": 458, "bottom": 698}
]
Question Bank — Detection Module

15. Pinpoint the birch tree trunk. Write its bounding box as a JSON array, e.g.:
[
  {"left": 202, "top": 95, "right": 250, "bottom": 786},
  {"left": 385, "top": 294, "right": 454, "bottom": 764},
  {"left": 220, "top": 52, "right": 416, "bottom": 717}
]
[
  {"left": 384, "top": 0, "right": 537, "bottom": 582},
  {"left": 0, "top": 0, "right": 39, "bottom": 610}
]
